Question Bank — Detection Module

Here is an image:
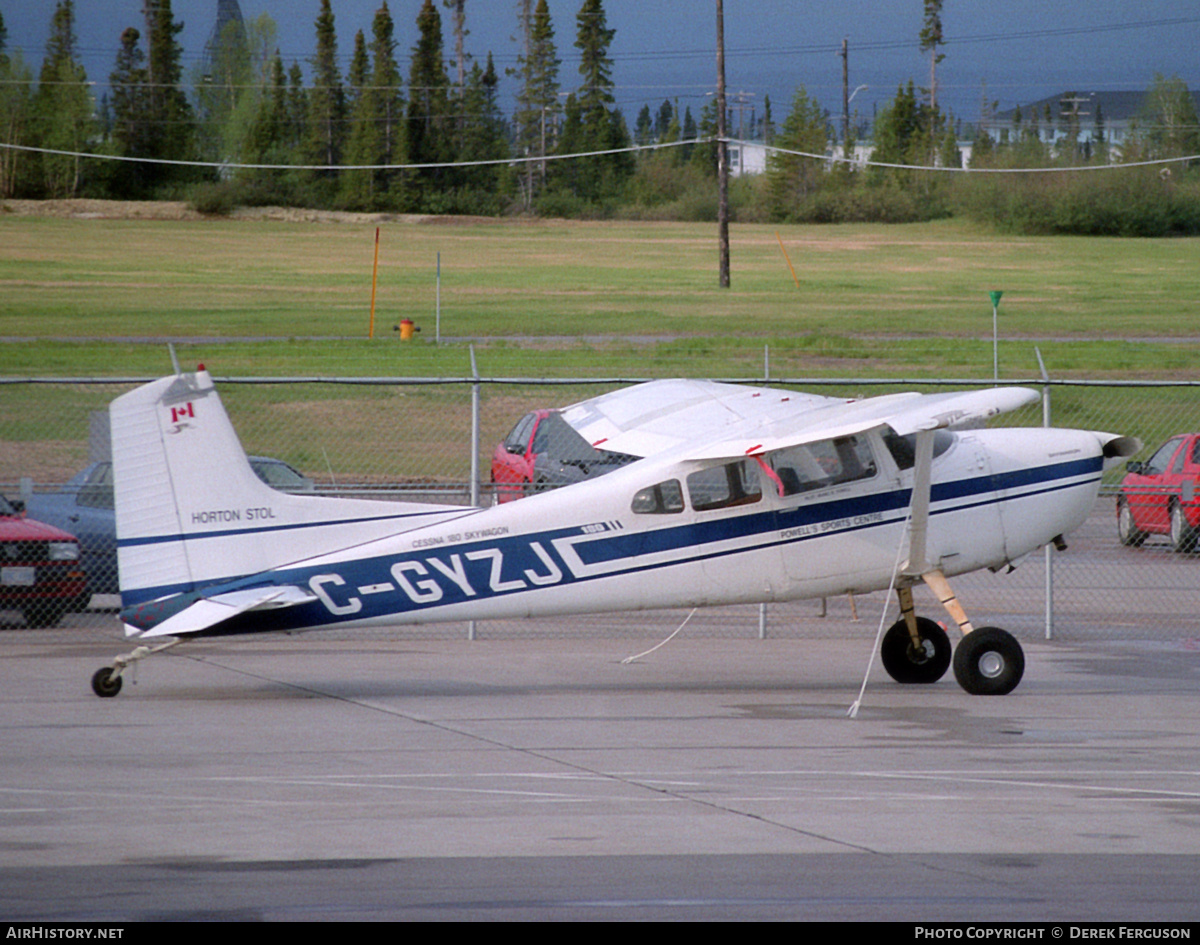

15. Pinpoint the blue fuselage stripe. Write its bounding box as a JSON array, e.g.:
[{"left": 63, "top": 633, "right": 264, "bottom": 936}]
[
  {"left": 121, "top": 457, "right": 1101, "bottom": 621},
  {"left": 574, "top": 456, "right": 1100, "bottom": 566}
]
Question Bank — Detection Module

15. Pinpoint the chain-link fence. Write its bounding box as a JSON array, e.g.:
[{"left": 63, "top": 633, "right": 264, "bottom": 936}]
[{"left": 3, "top": 376, "right": 1198, "bottom": 641}]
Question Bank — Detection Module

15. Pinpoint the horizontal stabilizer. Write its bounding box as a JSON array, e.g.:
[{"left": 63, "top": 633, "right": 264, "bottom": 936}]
[{"left": 137, "top": 585, "right": 317, "bottom": 639}]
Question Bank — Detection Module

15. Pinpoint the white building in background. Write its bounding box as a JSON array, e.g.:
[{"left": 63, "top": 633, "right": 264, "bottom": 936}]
[
  {"left": 984, "top": 90, "right": 1200, "bottom": 153},
  {"left": 728, "top": 141, "right": 767, "bottom": 177}
]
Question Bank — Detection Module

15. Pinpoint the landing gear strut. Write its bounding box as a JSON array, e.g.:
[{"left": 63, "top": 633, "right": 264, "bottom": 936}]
[
  {"left": 880, "top": 589, "right": 951, "bottom": 684},
  {"left": 890, "top": 428, "right": 1025, "bottom": 696},
  {"left": 882, "top": 575, "right": 1025, "bottom": 696},
  {"left": 90, "top": 639, "right": 183, "bottom": 698}
]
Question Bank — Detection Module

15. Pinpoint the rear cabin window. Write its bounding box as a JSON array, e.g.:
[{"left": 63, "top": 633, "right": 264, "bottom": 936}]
[
  {"left": 631, "top": 479, "right": 685, "bottom": 514},
  {"left": 686, "top": 460, "right": 762, "bottom": 512},
  {"left": 764, "top": 435, "right": 877, "bottom": 496}
]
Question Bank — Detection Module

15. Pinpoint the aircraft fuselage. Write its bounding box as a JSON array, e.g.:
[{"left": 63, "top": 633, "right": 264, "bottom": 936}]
[{"left": 122, "top": 424, "right": 1104, "bottom": 637}]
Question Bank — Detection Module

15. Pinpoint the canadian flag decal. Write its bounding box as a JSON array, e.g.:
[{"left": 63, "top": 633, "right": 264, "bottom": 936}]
[{"left": 170, "top": 403, "right": 195, "bottom": 423}]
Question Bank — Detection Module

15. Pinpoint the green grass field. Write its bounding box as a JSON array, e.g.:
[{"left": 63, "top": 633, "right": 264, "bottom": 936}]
[
  {"left": 2, "top": 209, "right": 1197, "bottom": 483},
  {"left": 3, "top": 212, "right": 1199, "bottom": 381}
]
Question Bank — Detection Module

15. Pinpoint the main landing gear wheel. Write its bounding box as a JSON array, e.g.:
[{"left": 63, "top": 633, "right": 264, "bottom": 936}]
[
  {"left": 91, "top": 666, "right": 123, "bottom": 698},
  {"left": 952, "top": 627, "right": 1024, "bottom": 696},
  {"left": 881, "top": 617, "right": 951, "bottom": 684}
]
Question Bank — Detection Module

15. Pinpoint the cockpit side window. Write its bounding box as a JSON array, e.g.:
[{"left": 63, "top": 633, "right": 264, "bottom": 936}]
[
  {"left": 631, "top": 479, "right": 685, "bottom": 514},
  {"left": 686, "top": 460, "right": 762, "bottom": 511},
  {"left": 764, "top": 435, "right": 877, "bottom": 497},
  {"left": 881, "top": 428, "right": 956, "bottom": 471}
]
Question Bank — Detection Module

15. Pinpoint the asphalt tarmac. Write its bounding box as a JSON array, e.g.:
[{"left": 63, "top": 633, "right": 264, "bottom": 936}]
[{"left": 2, "top": 612, "right": 1199, "bottom": 922}]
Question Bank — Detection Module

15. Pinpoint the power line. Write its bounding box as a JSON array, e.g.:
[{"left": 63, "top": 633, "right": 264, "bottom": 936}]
[
  {"left": 749, "top": 138, "right": 1200, "bottom": 174},
  {"left": 3, "top": 136, "right": 1195, "bottom": 175}
]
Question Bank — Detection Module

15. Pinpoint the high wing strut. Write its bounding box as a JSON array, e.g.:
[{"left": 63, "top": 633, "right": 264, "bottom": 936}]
[
  {"left": 902, "top": 428, "right": 976, "bottom": 639},
  {"left": 903, "top": 428, "right": 936, "bottom": 577}
]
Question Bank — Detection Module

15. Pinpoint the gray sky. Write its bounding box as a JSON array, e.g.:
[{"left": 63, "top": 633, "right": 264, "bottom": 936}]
[{"left": 4, "top": 1, "right": 1198, "bottom": 128}]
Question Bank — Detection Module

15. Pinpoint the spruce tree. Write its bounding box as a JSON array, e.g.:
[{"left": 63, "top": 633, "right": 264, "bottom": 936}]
[
  {"left": 764, "top": 87, "right": 828, "bottom": 219},
  {"left": 32, "top": 0, "right": 93, "bottom": 197},
  {"left": 305, "top": 0, "right": 344, "bottom": 181},
  {"left": 444, "top": 0, "right": 469, "bottom": 93},
  {"left": 340, "top": 29, "right": 376, "bottom": 207},
  {"left": 512, "top": 0, "right": 560, "bottom": 206},
  {"left": 563, "top": 0, "right": 630, "bottom": 201},
  {"left": 634, "top": 105, "right": 652, "bottom": 146},
  {"left": 680, "top": 106, "right": 697, "bottom": 162},
  {"left": 108, "top": 26, "right": 151, "bottom": 196},
  {"left": 455, "top": 54, "right": 511, "bottom": 211},
  {"left": 407, "top": 0, "right": 452, "bottom": 202},
  {"left": 345, "top": 29, "right": 369, "bottom": 116},
  {"left": 371, "top": 3, "right": 405, "bottom": 185},
  {"left": 245, "top": 51, "right": 288, "bottom": 168},
  {"left": 144, "top": 0, "right": 195, "bottom": 181},
  {"left": 0, "top": 10, "right": 35, "bottom": 197}
]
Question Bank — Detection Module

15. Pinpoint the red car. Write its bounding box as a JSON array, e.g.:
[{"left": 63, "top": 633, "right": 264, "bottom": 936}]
[
  {"left": 491, "top": 409, "right": 636, "bottom": 503},
  {"left": 1, "top": 494, "right": 88, "bottom": 626},
  {"left": 1117, "top": 433, "right": 1200, "bottom": 552}
]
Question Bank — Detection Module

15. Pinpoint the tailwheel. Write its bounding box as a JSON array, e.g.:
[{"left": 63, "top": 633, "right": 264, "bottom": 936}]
[
  {"left": 88, "top": 638, "right": 184, "bottom": 698},
  {"left": 881, "top": 617, "right": 951, "bottom": 684},
  {"left": 952, "top": 627, "right": 1024, "bottom": 696},
  {"left": 91, "top": 666, "right": 123, "bottom": 698}
]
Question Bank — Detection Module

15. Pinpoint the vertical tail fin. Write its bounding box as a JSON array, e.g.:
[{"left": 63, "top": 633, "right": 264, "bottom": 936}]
[
  {"left": 111, "top": 371, "right": 223, "bottom": 602},
  {"left": 112, "top": 369, "right": 469, "bottom": 609}
]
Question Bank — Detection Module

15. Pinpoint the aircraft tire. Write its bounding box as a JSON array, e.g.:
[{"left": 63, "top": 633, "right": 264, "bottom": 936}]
[
  {"left": 881, "top": 617, "right": 951, "bottom": 684},
  {"left": 953, "top": 627, "right": 1024, "bottom": 696},
  {"left": 91, "top": 667, "right": 122, "bottom": 698}
]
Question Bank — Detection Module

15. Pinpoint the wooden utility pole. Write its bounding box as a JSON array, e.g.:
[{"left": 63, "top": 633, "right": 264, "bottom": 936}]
[
  {"left": 716, "top": 0, "right": 730, "bottom": 289},
  {"left": 840, "top": 38, "right": 850, "bottom": 159}
]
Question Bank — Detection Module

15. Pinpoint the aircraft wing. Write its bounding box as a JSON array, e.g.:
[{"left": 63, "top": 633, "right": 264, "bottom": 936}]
[
  {"left": 559, "top": 379, "right": 848, "bottom": 458},
  {"left": 559, "top": 380, "right": 1039, "bottom": 462},
  {"left": 686, "top": 386, "right": 1040, "bottom": 461}
]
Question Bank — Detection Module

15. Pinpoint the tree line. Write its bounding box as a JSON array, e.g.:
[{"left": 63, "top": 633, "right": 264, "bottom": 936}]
[
  {"left": 0, "top": 0, "right": 691, "bottom": 217},
  {"left": 2, "top": 1, "right": 1197, "bottom": 234}
]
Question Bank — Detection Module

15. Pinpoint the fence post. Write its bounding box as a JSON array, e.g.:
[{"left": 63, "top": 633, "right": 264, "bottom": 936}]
[
  {"left": 1037, "top": 349, "right": 1054, "bottom": 641},
  {"left": 468, "top": 346, "right": 481, "bottom": 642},
  {"left": 469, "top": 346, "right": 481, "bottom": 508}
]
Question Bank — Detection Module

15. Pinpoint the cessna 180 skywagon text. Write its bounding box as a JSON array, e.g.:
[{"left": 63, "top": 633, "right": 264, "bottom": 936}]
[{"left": 90, "top": 369, "right": 1138, "bottom": 698}]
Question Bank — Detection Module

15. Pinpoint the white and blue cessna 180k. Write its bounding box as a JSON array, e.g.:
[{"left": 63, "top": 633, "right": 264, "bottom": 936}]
[{"left": 90, "top": 368, "right": 1138, "bottom": 699}]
